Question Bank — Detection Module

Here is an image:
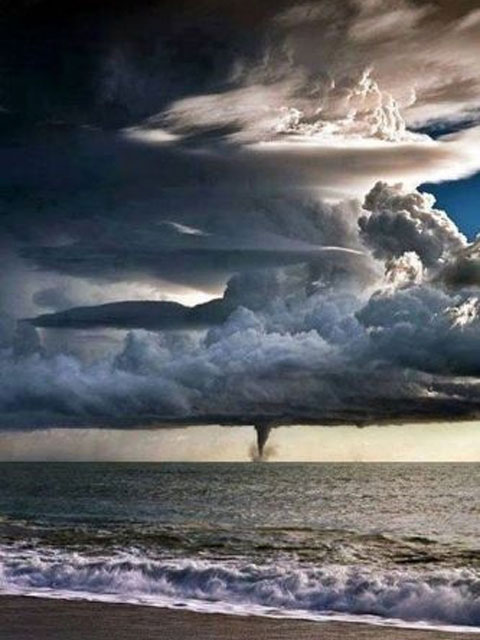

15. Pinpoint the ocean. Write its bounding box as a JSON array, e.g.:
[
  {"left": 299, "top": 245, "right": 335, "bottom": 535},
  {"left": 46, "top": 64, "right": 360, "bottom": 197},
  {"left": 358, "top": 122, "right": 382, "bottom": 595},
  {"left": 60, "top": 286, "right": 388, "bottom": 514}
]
[{"left": 1, "top": 462, "right": 480, "bottom": 633}]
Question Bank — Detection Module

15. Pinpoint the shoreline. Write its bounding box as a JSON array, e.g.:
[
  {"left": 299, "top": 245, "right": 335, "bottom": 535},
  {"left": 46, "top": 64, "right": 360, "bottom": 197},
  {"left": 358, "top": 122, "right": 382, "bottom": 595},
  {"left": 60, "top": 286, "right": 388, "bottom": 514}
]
[{"left": 1, "top": 595, "right": 478, "bottom": 640}]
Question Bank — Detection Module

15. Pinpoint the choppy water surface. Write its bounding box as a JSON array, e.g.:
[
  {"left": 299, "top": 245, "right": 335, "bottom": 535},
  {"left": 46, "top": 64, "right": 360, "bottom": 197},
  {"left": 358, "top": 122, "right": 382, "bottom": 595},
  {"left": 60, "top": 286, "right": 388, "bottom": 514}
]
[{"left": 1, "top": 462, "right": 480, "bottom": 632}]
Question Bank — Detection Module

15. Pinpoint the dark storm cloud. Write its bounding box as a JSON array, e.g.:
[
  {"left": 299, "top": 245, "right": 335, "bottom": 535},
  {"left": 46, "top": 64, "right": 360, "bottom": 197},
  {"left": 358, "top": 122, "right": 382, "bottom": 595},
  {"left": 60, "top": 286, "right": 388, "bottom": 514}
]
[
  {"left": 358, "top": 286, "right": 480, "bottom": 376},
  {"left": 22, "top": 242, "right": 366, "bottom": 292},
  {"left": 0, "top": 0, "right": 287, "bottom": 131},
  {"left": 2, "top": 182, "right": 480, "bottom": 430},
  {"left": 437, "top": 258, "right": 480, "bottom": 289},
  {"left": 3, "top": 272, "right": 480, "bottom": 429},
  {"left": 1, "top": 124, "right": 476, "bottom": 307},
  {"left": 32, "top": 287, "right": 74, "bottom": 311},
  {"left": 1, "top": 0, "right": 480, "bottom": 432},
  {"left": 31, "top": 299, "right": 230, "bottom": 330},
  {"left": 28, "top": 248, "right": 368, "bottom": 330},
  {"left": 0, "top": 126, "right": 369, "bottom": 295}
]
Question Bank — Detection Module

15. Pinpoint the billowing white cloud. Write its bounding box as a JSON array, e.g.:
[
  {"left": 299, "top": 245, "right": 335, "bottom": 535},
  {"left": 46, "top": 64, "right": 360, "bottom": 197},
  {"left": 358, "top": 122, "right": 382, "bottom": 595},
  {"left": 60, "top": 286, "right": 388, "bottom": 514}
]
[
  {"left": 125, "top": 0, "right": 480, "bottom": 200},
  {"left": 359, "top": 182, "right": 467, "bottom": 267}
]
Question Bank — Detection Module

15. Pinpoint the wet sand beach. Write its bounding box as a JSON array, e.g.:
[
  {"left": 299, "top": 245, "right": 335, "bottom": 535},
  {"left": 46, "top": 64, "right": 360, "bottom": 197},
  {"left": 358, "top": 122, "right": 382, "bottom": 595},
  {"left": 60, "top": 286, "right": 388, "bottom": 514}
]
[{"left": 0, "top": 596, "right": 476, "bottom": 640}]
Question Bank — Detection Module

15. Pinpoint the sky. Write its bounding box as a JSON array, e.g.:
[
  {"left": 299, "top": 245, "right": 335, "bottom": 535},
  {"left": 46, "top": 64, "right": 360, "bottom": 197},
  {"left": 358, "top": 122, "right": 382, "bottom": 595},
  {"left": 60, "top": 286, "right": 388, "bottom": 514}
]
[
  {"left": 424, "top": 173, "right": 480, "bottom": 241},
  {"left": 1, "top": 0, "right": 480, "bottom": 461},
  {"left": 1, "top": 423, "right": 480, "bottom": 462}
]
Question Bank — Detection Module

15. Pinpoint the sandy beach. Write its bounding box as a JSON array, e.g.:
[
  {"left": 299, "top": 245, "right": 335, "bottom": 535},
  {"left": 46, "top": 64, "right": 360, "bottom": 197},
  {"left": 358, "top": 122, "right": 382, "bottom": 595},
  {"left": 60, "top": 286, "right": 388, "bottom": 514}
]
[{"left": 0, "top": 596, "right": 476, "bottom": 640}]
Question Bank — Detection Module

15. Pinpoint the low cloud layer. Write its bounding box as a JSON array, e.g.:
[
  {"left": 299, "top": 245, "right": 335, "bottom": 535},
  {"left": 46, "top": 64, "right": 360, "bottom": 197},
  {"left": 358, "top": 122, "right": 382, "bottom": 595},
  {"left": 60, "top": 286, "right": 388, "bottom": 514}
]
[{"left": 0, "top": 181, "right": 477, "bottom": 430}]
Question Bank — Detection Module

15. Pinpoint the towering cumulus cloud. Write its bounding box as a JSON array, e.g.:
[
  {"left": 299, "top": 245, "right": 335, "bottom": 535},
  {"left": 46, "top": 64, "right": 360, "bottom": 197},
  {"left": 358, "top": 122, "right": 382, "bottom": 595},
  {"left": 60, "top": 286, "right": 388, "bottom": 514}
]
[{"left": 1, "top": 0, "right": 480, "bottom": 438}]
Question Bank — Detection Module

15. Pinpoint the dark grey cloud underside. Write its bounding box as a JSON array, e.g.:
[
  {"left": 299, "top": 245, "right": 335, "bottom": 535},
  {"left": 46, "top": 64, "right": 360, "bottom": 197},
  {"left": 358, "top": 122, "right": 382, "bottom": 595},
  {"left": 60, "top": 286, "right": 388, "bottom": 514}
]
[
  {"left": 4, "top": 397, "right": 480, "bottom": 431},
  {"left": 22, "top": 246, "right": 363, "bottom": 286},
  {"left": 31, "top": 299, "right": 230, "bottom": 330}
]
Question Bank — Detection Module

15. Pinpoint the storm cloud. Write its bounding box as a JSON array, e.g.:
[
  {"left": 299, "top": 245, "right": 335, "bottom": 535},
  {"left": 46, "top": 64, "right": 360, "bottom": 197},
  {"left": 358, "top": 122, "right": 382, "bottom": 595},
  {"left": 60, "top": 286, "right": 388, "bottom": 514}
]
[{"left": 1, "top": 1, "right": 480, "bottom": 432}]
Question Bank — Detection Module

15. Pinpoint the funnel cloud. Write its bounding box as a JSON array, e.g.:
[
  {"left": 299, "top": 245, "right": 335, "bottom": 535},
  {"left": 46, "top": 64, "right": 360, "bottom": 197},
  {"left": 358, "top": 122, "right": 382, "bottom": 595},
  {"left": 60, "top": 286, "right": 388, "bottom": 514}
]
[{"left": 254, "top": 424, "right": 274, "bottom": 460}]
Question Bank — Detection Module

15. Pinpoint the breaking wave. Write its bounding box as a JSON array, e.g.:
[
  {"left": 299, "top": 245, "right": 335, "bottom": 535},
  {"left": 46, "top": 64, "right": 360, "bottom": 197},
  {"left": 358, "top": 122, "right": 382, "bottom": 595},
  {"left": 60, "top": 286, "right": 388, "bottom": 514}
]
[{"left": 1, "top": 545, "right": 480, "bottom": 633}]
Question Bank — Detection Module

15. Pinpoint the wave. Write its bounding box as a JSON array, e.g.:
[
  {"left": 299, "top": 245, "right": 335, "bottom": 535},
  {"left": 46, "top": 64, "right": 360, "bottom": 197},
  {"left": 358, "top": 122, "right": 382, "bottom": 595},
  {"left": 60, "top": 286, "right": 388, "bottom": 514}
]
[
  {"left": 1, "top": 545, "right": 480, "bottom": 633},
  {"left": 2, "top": 514, "right": 471, "bottom": 569}
]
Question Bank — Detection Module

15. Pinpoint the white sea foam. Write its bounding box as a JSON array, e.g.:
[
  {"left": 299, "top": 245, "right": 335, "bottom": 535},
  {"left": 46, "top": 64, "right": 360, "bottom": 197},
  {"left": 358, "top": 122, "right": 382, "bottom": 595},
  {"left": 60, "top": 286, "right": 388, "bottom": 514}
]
[{"left": 1, "top": 545, "right": 480, "bottom": 634}]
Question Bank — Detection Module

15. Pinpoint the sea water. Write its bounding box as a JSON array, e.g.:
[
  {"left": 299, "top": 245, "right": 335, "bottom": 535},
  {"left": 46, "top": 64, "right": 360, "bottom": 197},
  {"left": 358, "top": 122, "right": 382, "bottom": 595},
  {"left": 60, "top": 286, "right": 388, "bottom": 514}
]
[{"left": 1, "top": 461, "right": 480, "bottom": 632}]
